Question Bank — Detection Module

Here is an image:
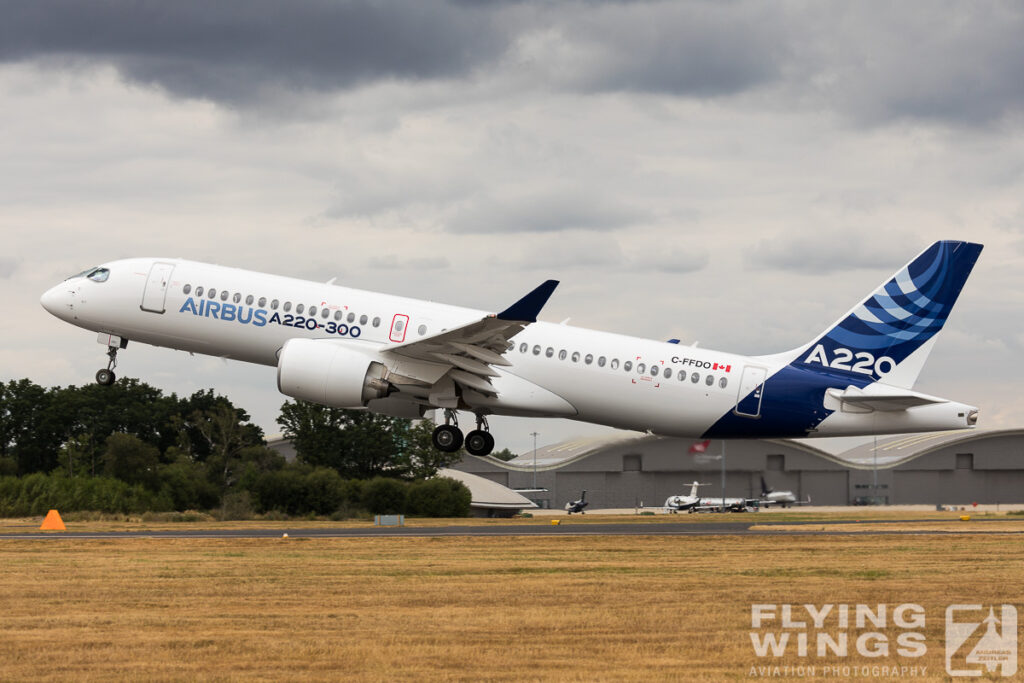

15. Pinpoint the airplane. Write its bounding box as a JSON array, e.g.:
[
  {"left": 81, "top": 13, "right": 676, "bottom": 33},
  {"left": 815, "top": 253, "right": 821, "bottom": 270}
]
[
  {"left": 757, "top": 475, "right": 810, "bottom": 508},
  {"left": 565, "top": 491, "right": 588, "bottom": 514},
  {"left": 663, "top": 481, "right": 709, "bottom": 513},
  {"left": 40, "top": 240, "right": 982, "bottom": 457}
]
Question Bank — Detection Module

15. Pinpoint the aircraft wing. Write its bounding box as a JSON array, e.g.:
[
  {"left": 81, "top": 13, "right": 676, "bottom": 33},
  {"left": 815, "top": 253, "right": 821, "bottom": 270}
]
[{"left": 384, "top": 280, "right": 558, "bottom": 396}]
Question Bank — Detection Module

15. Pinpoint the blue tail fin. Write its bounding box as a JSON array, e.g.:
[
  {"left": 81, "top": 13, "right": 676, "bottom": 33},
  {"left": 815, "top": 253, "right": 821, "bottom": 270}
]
[{"left": 794, "top": 240, "right": 983, "bottom": 388}]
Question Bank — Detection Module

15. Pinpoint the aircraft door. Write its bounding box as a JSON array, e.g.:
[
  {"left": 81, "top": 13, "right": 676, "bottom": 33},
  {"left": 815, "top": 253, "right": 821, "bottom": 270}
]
[
  {"left": 140, "top": 262, "right": 175, "bottom": 314},
  {"left": 734, "top": 365, "right": 767, "bottom": 418}
]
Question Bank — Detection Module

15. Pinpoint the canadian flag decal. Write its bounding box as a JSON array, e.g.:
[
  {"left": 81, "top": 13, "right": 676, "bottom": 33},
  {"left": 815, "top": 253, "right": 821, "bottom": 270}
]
[{"left": 713, "top": 363, "right": 732, "bottom": 373}]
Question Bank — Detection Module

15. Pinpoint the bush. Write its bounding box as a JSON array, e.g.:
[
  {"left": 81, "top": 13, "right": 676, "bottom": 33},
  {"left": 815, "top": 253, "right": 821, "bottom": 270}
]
[
  {"left": 303, "top": 468, "right": 345, "bottom": 515},
  {"left": 0, "top": 473, "right": 158, "bottom": 516},
  {"left": 406, "top": 478, "right": 471, "bottom": 517},
  {"left": 220, "top": 490, "right": 255, "bottom": 520},
  {"left": 361, "top": 477, "right": 408, "bottom": 514}
]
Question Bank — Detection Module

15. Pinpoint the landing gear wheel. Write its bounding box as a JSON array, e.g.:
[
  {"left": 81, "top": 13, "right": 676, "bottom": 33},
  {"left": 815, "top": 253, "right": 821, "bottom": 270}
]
[
  {"left": 465, "top": 430, "right": 495, "bottom": 457},
  {"left": 95, "top": 369, "right": 116, "bottom": 386},
  {"left": 432, "top": 424, "right": 464, "bottom": 452}
]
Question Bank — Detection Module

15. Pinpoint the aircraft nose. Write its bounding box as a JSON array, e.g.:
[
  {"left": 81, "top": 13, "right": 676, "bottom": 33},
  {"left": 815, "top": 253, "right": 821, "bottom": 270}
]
[{"left": 40, "top": 284, "right": 71, "bottom": 318}]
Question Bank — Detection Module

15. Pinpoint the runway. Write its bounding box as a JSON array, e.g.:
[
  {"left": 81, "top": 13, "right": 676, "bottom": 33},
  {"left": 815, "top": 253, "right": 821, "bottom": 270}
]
[{"left": 4, "top": 517, "right": 1023, "bottom": 539}]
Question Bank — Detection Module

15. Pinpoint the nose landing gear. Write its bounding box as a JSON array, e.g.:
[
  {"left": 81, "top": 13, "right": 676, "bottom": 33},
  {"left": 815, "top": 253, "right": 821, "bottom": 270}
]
[{"left": 95, "top": 336, "right": 128, "bottom": 386}]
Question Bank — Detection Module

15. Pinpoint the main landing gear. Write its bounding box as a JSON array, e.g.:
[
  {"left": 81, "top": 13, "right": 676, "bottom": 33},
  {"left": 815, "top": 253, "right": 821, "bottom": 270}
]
[
  {"left": 431, "top": 411, "right": 495, "bottom": 457},
  {"left": 96, "top": 337, "right": 127, "bottom": 386}
]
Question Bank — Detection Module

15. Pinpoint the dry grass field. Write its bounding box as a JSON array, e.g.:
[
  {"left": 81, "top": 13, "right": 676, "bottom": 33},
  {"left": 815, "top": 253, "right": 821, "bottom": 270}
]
[{"left": 2, "top": 524, "right": 1022, "bottom": 682}]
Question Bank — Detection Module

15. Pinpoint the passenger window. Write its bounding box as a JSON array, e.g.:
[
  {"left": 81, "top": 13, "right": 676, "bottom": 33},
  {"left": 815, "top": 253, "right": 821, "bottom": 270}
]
[
  {"left": 208, "top": 289, "right": 217, "bottom": 299},
  {"left": 347, "top": 313, "right": 355, "bottom": 323},
  {"left": 195, "top": 286, "right": 204, "bottom": 297},
  {"left": 372, "top": 317, "right": 381, "bottom": 328},
  {"left": 520, "top": 343, "right": 528, "bottom": 353},
  {"left": 296, "top": 304, "right": 305, "bottom": 314},
  {"left": 271, "top": 299, "right": 279, "bottom": 310},
  {"left": 258, "top": 297, "right": 266, "bottom": 307},
  {"left": 246, "top": 295, "right": 254, "bottom": 305},
  {"left": 334, "top": 310, "right": 343, "bottom": 321},
  {"left": 664, "top": 367, "right": 672, "bottom": 379},
  {"left": 283, "top": 302, "right": 292, "bottom": 312},
  {"left": 545, "top": 347, "right": 554, "bottom": 358},
  {"left": 706, "top": 374, "right": 714, "bottom": 386},
  {"left": 611, "top": 359, "right": 620, "bottom": 370},
  {"left": 360, "top": 315, "right": 368, "bottom": 325},
  {"left": 624, "top": 361, "right": 633, "bottom": 372},
  {"left": 585, "top": 354, "right": 593, "bottom": 365},
  {"left": 321, "top": 308, "right": 330, "bottom": 319},
  {"left": 418, "top": 325, "right": 427, "bottom": 335},
  {"left": 719, "top": 377, "right": 728, "bottom": 389},
  {"left": 233, "top": 293, "right": 241, "bottom": 303},
  {"left": 598, "top": 356, "right": 606, "bottom": 367},
  {"left": 394, "top": 320, "right": 404, "bottom": 332},
  {"left": 533, "top": 345, "right": 541, "bottom": 356},
  {"left": 691, "top": 372, "right": 700, "bottom": 383},
  {"left": 309, "top": 306, "right": 317, "bottom": 316},
  {"left": 678, "top": 369, "right": 686, "bottom": 381},
  {"left": 183, "top": 284, "right": 192, "bottom": 295},
  {"left": 220, "top": 290, "right": 229, "bottom": 302},
  {"left": 650, "top": 365, "right": 659, "bottom": 377},
  {"left": 637, "top": 363, "right": 646, "bottom": 374},
  {"left": 558, "top": 349, "right": 567, "bottom": 361},
  {"left": 571, "top": 351, "right": 580, "bottom": 363}
]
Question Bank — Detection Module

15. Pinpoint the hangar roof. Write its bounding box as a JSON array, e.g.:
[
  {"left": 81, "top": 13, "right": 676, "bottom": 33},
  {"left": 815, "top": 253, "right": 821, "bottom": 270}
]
[{"left": 489, "top": 429, "right": 1024, "bottom": 472}]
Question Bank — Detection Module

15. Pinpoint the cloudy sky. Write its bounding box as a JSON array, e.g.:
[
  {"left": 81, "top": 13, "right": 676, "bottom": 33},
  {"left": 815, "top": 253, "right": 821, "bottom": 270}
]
[{"left": 3, "top": 1, "right": 1023, "bottom": 454}]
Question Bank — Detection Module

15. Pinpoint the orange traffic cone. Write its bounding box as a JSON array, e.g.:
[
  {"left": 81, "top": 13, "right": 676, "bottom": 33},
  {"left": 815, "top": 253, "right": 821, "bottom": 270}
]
[{"left": 40, "top": 509, "right": 66, "bottom": 531}]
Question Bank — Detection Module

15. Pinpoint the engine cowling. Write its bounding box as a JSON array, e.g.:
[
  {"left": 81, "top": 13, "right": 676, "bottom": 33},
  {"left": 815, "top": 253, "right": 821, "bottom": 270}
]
[{"left": 277, "top": 338, "right": 390, "bottom": 408}]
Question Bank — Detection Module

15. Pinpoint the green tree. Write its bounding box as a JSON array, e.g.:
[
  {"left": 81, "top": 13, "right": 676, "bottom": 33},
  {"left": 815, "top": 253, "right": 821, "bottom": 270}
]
[
  {"left": 0, "top": 379, "right": 63, "bottom": 474},
  {"left": 278, "top": 401, "right": 461, "bottom": 479},
  {"left": 406, "top": 477, "right": 471, "bottom": 517},
  {"left": 489, "top": 448, "right": 517, "bottom": 462},
  {"left": 102, "top": 433, "right": 161, "bottom": 490}
]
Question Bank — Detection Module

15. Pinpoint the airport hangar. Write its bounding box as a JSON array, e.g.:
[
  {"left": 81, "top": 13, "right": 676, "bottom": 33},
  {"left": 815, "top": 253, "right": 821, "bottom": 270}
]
[{"left": 451, "top": 429, "right": 1024, "bottom": 510}]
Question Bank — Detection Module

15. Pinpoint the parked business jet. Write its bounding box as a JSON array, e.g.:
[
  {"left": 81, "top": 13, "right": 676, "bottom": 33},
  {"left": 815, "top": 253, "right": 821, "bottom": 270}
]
[
  {"left": 664, "top": 481, "right": 709, "bottom": 513},
  {"left": 40, "top": 241, "right": 981, "bottom": 456},
  {"left": 757, "top": 476, "right": 810, "bottom": 508}
]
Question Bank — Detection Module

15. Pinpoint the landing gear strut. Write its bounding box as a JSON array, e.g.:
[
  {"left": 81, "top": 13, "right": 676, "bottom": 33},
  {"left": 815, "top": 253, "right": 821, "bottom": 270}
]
[
  {"left": 96, "top": 345, "right": 119, "bottom": 386},
  {"left": 431, "top": 410, "right": 464, "bottom": 453},
  {"left": 465, "top": 415, "right": 494, "bottom": 457}
]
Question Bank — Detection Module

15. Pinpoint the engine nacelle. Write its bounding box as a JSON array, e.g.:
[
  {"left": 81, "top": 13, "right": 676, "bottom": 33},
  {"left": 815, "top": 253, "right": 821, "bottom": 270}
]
[{"left": 277, "top": 338, "right": 390, "bottom": 408}]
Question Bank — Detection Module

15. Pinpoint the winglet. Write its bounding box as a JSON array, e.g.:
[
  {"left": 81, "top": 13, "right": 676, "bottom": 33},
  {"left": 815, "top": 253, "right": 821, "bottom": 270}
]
[{"left": 496, "top": 280, "right": 559, "bottom": 322}]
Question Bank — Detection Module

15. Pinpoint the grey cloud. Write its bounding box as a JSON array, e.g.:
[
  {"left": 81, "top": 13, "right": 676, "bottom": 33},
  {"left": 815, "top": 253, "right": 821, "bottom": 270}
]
[
  {"left": 795, "top": 3, "right": 1024, "bottom": 127},
  {"left": 541, "top": 3, "right": 788, "bottom": 96},
  {"left": 745, "top": 232, "right": 916, "bottom": 275},
  {"left": 448, "top": 193, "right": 647, "bottom": 234},
  {"left": 366, "top": 255, "right": 451, "bottom": 271},
  {"left": 0, "top": 0, "right": 505, "bottom": 105},
  {"left": 640, "top": 248, "right": 709, "bottom": 274},
  {"left": 0, "top": 258, "right": 17, "bottom": 278}
]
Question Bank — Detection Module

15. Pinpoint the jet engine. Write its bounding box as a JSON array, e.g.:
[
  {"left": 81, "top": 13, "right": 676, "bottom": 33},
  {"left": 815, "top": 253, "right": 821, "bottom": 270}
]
[{"left": 277, "top": 338, "right": 390, "bottom": 408}]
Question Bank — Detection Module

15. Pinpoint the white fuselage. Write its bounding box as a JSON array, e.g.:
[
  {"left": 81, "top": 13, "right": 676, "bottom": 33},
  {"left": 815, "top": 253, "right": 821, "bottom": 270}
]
[{"left": 40, "top": 257, "right": 978, "bottom": 440}]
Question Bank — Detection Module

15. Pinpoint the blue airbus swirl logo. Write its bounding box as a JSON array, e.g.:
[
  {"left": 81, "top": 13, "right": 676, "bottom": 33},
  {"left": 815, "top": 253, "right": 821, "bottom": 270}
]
[{"left": 799, "top": 241, "right": 983, "bottom": 378}]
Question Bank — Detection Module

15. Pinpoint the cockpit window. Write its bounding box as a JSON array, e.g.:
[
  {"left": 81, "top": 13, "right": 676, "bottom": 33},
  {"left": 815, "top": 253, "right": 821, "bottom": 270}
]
[{"left": 68, "top": 267, "right": 108, "bottom": 281}]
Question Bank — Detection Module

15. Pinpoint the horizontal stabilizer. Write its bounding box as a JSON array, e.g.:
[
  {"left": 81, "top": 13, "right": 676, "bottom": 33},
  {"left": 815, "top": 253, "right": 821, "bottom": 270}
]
[
  {"left": 826, "top": 386, "right": 946, "bottom": 412},
  {"left": 497, "top": 280, "right": 559, "bottom": 323}
]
